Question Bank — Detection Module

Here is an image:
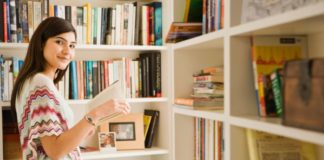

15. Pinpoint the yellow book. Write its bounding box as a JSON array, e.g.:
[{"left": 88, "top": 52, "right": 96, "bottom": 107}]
[
  {"left": 84, "top": 3, "right": 92, "bottom": 44},
  {"left": 143, "top": 115, "right": 152, "bottom": 139},
  {"left": 183, "top": 0, "right": 191, "bottom": 22}
]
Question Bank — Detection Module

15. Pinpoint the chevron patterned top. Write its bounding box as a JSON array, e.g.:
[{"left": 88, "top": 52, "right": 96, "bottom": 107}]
[{"left": 15, "top": 73, "right": 81, "bottom": 160}]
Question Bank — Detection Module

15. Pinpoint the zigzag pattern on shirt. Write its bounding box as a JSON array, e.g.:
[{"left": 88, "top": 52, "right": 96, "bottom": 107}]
[
  {"left": 22, "top": 119, "right": 65, "bottom": 149},
  {"left": 19, "top": 86, "right": 60, "bottom": 132}
]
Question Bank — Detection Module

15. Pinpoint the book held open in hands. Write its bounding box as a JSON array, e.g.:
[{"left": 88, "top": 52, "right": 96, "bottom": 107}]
[{"left": 86, "top": 80, "right": 127, "bottom": 125}]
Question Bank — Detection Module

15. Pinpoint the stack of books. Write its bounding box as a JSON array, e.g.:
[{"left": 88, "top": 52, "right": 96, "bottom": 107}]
[{"left": 175, "top": 66, "right": 224, "bottom": 110}]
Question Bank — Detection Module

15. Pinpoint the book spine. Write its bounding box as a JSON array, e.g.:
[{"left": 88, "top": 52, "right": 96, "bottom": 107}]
[
  {"left": 0, "top": 0, "right": 5, "bottom": 42},
  {"left": 271, "top": 69, "right": 283, "bottom": 116}
]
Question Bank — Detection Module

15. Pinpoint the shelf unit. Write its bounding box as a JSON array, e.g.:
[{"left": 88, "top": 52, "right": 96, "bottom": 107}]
[
  {"left": 0, "top": 0, "right": 173, "bottom": 160},
  {"left": 171, "top": 0, "right": 324, "bottom": 160}
]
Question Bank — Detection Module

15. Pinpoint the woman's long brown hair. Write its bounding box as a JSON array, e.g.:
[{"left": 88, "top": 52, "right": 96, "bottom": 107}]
[{"left": 10, "top": 17, "right": 76, "bottom": 122}]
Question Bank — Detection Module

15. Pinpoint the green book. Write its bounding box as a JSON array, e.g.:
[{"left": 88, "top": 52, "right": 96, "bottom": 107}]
[{"left": 270, "top": 69, "right": 283, "bottom": 116}]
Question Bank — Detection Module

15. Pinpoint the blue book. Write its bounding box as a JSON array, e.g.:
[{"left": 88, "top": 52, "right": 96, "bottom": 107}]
[
  {"left": 6, "top": 0, "right": 11, "bottom": 42},
  {"left": 70, "top": 61, "right": 78, "bottom": 99},
  {"left": 0, "top": 55, "right": 4, "bottom": 100},
  {"left": 149, "top": 2, "right": 162, "bottom": 46}
]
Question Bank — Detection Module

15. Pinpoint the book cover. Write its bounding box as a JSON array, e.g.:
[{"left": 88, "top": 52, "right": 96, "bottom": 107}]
[{"left": 144, "top": 109, "right": 159, "bottom": 148}]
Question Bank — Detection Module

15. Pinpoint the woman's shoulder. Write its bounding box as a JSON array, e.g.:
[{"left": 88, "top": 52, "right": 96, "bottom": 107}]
[{"left": 29, "top": 73, "right": 56, "bottom": 90}]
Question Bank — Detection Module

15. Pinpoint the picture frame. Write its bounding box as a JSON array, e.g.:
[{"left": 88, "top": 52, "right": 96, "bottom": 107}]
[
  {"left": 98, "top": 132, "right": 117, "bottom": 152},
  {"left": 99, "top": 113, "right": 144, "bottom": 150}
]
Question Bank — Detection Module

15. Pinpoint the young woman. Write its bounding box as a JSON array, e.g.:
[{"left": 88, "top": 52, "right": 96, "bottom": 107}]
[{"left": 10, "top": 17, "right": 130, "bottom": 159}]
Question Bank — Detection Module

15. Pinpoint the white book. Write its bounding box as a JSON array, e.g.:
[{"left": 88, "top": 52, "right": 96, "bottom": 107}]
[
  {"left": 27, "top": 1, "right": 34, "bottom": 41},
  {"left": 8, "top": 72, "right": 13, "bottom": 101},
  {"left": 97, "top": 7, "right": 102, "bottom": 45},
  {"left": 141, "top": 6, "right": 149, "bottom": 45},
  {"left": 71, "top": 6, "right": 78, "bottom": 30},
  {"left": 127, "top": 3, "right": 133, "bottom": 45},
  {"left": 57, "top": 5, "right": 65, "bottom": 19},
  {"left": 131, "top": 5, "right": 136, "bottom": 45},
  {"left": 115, "top": 5, "right": 122, "bottom": 45},
  {"left": 83, "top": 6, "right": 87, "bottom": 44},
  {"left": 108, "top": 61, "right": 114, "bottom": 86},
  {"left": 87, "top": 80, "right": 125, "bottom": 124},
  {"left": 111, "top": 8, "right": 116, "bottom": 45}
]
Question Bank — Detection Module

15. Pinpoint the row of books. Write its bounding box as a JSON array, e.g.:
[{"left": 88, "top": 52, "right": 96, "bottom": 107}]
[
  {"left": 0, "top": 52, "right": 161, "bottom": 101},
  {"left": 183, "top": 0, "right": 224, "bottom": 34},
  {"left": 251, "top": 36, "right": 307, "bottom": 117},
  {"left": 61, "top": 52, "right": 162, "bottom": 100},
  {"left": 0, "top": 0, "right": 162, "bottom": 46},
  {"left": 175, "top": 65, "right": 224, "bottom": 110},
  {"left": 0, "top": 56, "right": 22, "bottom": 101},
  {"left": 194, "top": 118, "right": 223, "bottom": 160},
  {"left": 0, "top": 0, "right": 50, "bottom": 43}
]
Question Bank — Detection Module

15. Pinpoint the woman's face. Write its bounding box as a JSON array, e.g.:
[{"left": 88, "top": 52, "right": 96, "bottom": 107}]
[{"left": 43, "top": 32, "right": 76, "bottom": 73}]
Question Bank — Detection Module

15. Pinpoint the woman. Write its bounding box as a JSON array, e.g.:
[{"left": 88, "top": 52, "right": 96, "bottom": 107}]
[{"left": 10, "top": 17, "right": 130, "bottom": 159}]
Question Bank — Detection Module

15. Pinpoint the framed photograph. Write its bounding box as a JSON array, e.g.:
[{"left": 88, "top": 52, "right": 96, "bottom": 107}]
[
  {"left": 98, "top": 132, "right": 117, "bottom": 152},
  {"left": 99, "top": 113, "right": 144, "bottom": 150},
  {"left": 109, "top": 122, "right": 136, "bottom": 141}
]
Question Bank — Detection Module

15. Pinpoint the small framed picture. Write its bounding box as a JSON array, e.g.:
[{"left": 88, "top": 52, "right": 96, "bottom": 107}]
[
  {"left": 98, "top": 132, "right": 117, "bottom": 152},
  {"left": 109, "top": 122, "right": 136, "bottom": 141},
  {"left": 99, "top": 113, "right": 144, "bottom": 150}
]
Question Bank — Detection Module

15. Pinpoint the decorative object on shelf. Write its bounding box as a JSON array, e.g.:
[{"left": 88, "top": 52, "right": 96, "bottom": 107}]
[
  {"left": 99, "top": 113, "right": 145, "bottom": 150},
  {"left": 283, "top": 58, "right": 324, "bottom": 133},
  {"left": 241, "top": 0, "right": 319, "bottom": 23},
  {"left": 98, "top": 132, "right": 117, "bottom": 152},
  {"left": 165, "top": 22, "right": 202, "bottom": 43}
]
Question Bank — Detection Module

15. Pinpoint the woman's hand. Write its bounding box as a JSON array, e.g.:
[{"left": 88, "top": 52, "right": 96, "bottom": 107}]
[{"left": 88, "top": 99, "right": 131, "bottom": 124}]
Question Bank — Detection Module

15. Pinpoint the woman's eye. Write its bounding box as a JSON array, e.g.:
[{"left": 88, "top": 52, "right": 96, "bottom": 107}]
[
  {"left": 70, "top": 44, "right": 76, "bottom": 49},
  {"left": 55, "top": 40, "right": 64, "bottom": 45}
]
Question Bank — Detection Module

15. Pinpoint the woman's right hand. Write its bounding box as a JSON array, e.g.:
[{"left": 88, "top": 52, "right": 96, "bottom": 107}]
[{"left": 87, "top": 99, "right": 131, "bottom": 124}]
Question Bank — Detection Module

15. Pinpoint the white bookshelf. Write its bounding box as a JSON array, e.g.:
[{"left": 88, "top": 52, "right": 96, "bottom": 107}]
[
  {"left": 0, "top": 0, "right": 173, "bottom": 159},
  {"left": 171, "top": 0, "right": 324, "bottom": 160}
]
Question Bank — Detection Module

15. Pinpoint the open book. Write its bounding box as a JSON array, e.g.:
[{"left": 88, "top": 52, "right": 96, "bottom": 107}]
[{"left": 86, "top": 80, "right": 126, "bottom": 125}]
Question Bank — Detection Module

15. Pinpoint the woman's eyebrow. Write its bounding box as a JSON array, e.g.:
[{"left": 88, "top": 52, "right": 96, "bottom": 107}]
[{"left": 55, "top": 36, "right": 76, "bottom": 44}]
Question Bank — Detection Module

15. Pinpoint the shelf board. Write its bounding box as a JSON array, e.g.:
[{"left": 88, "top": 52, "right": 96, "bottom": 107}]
[
  {"left": 0, "top": 98, "right": 168, "bottom": 107},
  {"left": 230, "top": 2, "right": 324, "bottom": 36},
  {"left": 172, "top": 30, "right": 225, "bottom": 51},
  {"left": 76, "top": 45, "right": 167, "bottom": 51},
  {"left": 0, "top": 101, "right": 10, "bottom": 107},
  {"left": 230, "top": 115, "right": 324, "bottom": 146},
  {"left": 173, "top": 105, "right": 225, "bottom": 121},
  {"left": 0, "top": 43, "right": 167, "bottom": 51},
  {"left": 68, "top": 97, "right": 168, "bottom": 105},
  {"left": 81, "top": 147, "right": 168, "bottom": 160}
]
